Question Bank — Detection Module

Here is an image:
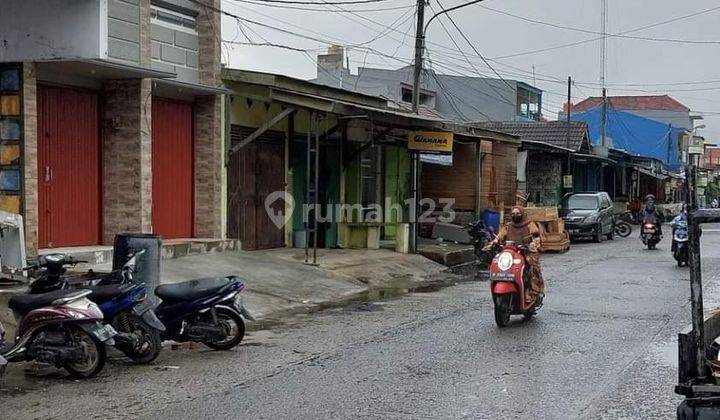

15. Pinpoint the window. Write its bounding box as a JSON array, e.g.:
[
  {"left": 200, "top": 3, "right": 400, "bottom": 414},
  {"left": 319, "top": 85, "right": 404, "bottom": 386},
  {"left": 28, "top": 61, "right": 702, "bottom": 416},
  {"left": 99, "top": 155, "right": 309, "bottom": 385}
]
[{"left": 151, "top": 6, "right": 197, "bottom": 31}]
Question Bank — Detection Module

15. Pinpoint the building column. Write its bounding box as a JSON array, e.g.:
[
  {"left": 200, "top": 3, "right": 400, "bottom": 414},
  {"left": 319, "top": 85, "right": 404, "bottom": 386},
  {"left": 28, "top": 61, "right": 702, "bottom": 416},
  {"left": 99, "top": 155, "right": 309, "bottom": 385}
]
[
  {"left": 101, "top": 79, "right": 153, "bottom": 244},
  {"left": 194, "top": 0, "right": 223, "bottom": 238},
  {"left": 22, "top": 62, "right": 38, "bottom": 255}
]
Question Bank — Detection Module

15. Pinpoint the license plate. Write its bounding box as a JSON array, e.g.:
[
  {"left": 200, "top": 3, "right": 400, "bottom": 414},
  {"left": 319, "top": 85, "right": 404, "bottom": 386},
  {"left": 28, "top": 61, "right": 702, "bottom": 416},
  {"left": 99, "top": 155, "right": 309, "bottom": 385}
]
[
  {"left": 568, "top": 229, "right": 579, "bottom": 235},
  {"left": 93, "top": 324, "right": 117, "bottom": 342}
]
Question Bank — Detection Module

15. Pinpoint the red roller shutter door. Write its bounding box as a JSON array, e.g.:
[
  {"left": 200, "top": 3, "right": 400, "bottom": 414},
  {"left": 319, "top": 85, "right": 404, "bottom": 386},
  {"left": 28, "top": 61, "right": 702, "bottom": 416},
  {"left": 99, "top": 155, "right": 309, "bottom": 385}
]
[
  {"left": 37, "top": 84, "right": 101, "bottom": 248},
  {"left": 152, "top": 98, "right": 194, "bottom": 239}
]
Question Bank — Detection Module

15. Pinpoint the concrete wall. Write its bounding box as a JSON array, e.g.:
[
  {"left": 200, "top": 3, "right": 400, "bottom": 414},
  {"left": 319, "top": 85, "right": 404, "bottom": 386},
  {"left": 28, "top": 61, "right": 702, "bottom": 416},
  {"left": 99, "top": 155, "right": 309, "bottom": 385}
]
[
  {"left": 313, "top": 61, "right": 518, "bottom": 122},
  {"left": 625, "top": 109, "right": 692, "bottom": 130},
  {"left": 107, "top": 0, "right": 141, "bottom": 64},
  {"left": 0, "top": 0, "right": 107, "bottom": 62},
  {"left": 150, "top": 0, "right": 200, "bottom": 84},
  {"left": 526, "top": 151, "right": 562, "bottom": 206}
]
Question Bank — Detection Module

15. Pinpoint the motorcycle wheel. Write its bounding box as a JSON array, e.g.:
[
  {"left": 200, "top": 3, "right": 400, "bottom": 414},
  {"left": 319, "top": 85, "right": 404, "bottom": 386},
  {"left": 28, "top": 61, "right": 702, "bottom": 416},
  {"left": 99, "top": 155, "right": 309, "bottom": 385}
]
[
  {"left": 615, "top": 222, "right": 632, "bottom": 238},
  {"left": 63, "top": 327, "right": 106, "bottom": 379},
  {"left": 202, "top": 307, "right": 245, "bottom": 351},
  {"left": 493, "top": 295, "right": 512, "bottom": 328},
  {"left": 123, "top": 317, "right": 162, "bottom": 364}
]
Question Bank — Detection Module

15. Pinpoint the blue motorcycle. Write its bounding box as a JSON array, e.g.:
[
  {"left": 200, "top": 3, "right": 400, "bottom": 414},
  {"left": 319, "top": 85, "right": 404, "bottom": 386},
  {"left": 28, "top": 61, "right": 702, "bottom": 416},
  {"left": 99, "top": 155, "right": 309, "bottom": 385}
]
[
  {"left": 27, "top": 251, "right": 165, "bottom": 363},
  {"left": 672, "top": 220, "right": 689, "bottom": 267},
  {"left": 154, "top": 276, "right": 253, "bottom": 350}
]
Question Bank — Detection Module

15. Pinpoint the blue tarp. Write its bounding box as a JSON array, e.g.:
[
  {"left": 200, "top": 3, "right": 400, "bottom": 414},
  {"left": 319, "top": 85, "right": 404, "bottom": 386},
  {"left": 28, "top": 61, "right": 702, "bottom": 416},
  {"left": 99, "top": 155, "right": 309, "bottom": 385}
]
[{"left": 570, "top": 107, "right": 684, "bottom": 171}]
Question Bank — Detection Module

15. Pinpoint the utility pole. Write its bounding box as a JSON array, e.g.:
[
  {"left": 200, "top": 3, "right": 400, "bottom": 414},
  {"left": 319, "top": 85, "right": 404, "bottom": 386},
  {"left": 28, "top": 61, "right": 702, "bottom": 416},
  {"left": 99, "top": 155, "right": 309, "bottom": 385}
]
[
  {"left": 408, "top": 0, "right": 426, "bottom": 254},
  {"left": 601, "top": 87, "right": 607, "bottom": 147},
  {"left": 566, "top": 76, "right": 571, "bottom": 149}
]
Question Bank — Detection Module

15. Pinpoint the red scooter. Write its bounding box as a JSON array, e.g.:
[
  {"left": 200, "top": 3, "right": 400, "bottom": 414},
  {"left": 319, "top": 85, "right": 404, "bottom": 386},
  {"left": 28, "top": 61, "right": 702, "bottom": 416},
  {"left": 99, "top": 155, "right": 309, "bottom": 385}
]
[
  {"left": 0, "top": 289, "right": 116, "bottom": 378},
  {"left": 489, "top": 241, "right": 543, "bottom": 327}
]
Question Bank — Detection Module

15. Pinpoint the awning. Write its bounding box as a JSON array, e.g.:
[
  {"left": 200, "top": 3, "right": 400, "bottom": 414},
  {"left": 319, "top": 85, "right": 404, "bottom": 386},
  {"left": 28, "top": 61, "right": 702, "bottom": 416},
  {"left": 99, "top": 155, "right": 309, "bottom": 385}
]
[
  {"left": 572, "top": 153, "right": 617, "bottom": 164},
  {"left": 152, "top": 78, "right": 230, "bottom": 99},
  {"left": 635, "top": 166, "right": 668, "bottom": 180},
  {"left": 36, "top": 58, "right": 175, "bottom": 80}
]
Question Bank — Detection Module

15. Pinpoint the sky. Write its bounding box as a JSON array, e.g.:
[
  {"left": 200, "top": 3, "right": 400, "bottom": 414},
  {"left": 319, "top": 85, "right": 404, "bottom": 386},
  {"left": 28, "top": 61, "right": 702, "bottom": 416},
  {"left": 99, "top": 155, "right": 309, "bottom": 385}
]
[{"left": 218, "top": 0, "right": 720, "bottom": 139}]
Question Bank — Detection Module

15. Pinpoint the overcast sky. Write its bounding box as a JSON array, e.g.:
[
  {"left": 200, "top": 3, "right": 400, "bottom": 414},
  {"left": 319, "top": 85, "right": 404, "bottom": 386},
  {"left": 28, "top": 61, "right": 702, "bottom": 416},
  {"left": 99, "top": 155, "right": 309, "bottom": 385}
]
[{"left": 219, "top": 0, "right": 720, "bottom": 139}]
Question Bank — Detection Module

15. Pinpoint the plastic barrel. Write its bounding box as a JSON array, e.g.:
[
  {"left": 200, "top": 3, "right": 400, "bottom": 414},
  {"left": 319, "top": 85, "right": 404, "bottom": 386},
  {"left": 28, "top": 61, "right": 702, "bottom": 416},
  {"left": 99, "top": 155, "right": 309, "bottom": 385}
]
[
  {"left": 113, "top": 233, "right": 161, "bottom": 299},
  {"left": 482, "top": 209, "right": 501, "bottom": 231}
]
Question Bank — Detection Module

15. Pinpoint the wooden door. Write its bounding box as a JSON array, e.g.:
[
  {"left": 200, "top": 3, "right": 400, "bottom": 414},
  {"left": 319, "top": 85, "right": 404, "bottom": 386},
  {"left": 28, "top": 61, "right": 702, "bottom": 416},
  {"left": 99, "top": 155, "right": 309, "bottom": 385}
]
[
  {"left": 37, "top": 85, "right": 101, "bottom": 248},
  {"left": 152, "top": 98, "right": 194, "bottom": 239},
  {"left": 228, "top": 126, "right": 285, "bottom": 250}
]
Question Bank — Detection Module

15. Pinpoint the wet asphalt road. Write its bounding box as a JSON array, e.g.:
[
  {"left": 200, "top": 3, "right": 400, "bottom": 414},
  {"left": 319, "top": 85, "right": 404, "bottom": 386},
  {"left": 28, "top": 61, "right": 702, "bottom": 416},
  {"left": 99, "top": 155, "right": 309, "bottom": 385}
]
[{"left": 3, "top": 228, "right": 720, "bottom": 420}]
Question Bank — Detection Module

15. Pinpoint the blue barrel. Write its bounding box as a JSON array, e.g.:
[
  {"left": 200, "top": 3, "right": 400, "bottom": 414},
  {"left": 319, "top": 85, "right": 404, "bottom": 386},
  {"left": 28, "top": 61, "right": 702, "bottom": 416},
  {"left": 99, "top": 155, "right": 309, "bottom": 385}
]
[{"left": 482, "top": 209, "right": 500, "bottom": 231}]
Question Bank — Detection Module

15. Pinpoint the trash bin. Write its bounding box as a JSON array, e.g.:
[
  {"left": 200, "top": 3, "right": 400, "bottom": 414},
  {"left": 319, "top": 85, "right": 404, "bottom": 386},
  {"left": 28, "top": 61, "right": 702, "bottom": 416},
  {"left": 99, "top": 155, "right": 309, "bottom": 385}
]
[{"left": 113, "top": 233, "right": 161, "bottom": 299}]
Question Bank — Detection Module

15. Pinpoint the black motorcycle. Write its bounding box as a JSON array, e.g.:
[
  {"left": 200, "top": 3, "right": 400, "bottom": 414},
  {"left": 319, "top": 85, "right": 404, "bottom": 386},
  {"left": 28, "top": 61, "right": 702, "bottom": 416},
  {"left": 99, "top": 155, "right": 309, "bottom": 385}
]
[
  {"left": 465, "top": 220, "right": 498, "bottom": 269},
  {"left": 641, "top": 222, "right": 662, "bottom": 250}
]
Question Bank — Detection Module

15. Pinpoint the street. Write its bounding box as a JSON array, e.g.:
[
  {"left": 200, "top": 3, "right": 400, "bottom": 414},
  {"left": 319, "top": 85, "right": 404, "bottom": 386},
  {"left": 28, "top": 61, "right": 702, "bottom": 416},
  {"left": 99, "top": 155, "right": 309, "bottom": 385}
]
[{"left": 2, "top": 229, "right": 720, "bottom": 420}]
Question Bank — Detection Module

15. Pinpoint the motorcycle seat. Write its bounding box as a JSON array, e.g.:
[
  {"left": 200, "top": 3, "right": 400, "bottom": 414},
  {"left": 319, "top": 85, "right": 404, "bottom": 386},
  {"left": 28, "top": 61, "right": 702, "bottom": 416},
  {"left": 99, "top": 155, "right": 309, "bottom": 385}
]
[
  {"left": 155, "top": 277, "right": 232, "bottom": 302},
  {"left": 9, "top": 289, "right": 85, "bottom": 314},
  {"left": 83, "top": 284, "right": 135, "bottom": 304}
]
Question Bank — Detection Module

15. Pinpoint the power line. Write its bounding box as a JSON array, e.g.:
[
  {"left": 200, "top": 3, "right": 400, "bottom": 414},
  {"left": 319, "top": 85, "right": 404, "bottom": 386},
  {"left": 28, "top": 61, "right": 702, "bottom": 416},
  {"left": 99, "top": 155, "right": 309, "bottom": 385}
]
[
  {"left": 479, "top": 4, "right": 720, "bottom": 45},
  {"left": 433, "top": 0, "right": 514, "bottom": 92},
  {"left": 235, "top": 0, "right": 396, "bottom": 5},
  {"left": 490, "top": 4, "right": 720, "bottom": 60},
  {"left": 227, "top": 0, "right": 413, "bottom": 12}
]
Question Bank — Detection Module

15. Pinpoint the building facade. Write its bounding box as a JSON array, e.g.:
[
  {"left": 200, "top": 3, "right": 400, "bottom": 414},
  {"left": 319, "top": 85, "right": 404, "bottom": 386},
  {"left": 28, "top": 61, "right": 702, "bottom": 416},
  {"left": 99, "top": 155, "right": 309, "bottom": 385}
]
[
  {"left": 0, "top": 0, "right": 224, "bottom": 254},
  {"left": 312, "top": 46, "right": 543, "bottom": 123}
]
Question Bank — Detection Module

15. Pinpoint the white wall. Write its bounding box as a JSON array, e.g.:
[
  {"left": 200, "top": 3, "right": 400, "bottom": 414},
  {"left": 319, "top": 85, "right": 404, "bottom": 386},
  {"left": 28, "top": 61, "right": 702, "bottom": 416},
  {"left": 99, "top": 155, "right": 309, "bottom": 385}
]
[{"left": 0, "top": 0, "right": 107, "bottom": 62}]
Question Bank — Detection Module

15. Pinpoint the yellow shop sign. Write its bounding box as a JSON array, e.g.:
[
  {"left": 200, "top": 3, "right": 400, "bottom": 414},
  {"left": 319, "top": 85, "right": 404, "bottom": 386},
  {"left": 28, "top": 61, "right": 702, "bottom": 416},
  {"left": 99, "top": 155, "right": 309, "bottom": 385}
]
[{"left": 408, "top": 131, "right": 453, "bottom": 154}]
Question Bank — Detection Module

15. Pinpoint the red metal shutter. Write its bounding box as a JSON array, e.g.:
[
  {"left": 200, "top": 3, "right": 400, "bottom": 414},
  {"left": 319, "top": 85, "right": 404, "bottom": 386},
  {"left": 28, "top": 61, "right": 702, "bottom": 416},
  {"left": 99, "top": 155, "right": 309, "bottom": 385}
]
[
  {"left": 37, "top": 84, "right": 101, "bottom": 248},
  {"left": 152, "top": 98, "right": 194, "bottom": 239}
]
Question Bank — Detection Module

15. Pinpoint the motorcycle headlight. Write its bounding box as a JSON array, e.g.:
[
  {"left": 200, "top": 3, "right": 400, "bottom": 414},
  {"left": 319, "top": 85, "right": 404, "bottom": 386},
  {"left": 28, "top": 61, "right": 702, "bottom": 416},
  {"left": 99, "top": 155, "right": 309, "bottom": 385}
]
[{"left": 497, "top": 252, "right": 513, "bottom": 271}]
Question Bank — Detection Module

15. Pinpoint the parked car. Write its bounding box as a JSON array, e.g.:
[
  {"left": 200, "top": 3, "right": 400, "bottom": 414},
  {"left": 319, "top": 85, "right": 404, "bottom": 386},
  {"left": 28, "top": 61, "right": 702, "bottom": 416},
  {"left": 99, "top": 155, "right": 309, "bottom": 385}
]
[{"left": 560, "top": 192, "right": 615, "bottom": 242}]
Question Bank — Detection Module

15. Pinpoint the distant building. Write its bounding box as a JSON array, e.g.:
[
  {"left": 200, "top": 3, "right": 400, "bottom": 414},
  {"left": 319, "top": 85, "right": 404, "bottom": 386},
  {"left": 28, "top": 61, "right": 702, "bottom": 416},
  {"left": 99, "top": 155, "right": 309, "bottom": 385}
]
[
  {"left": 311, "top": 46, "right": 543, "bottom": 123},
  {"left": 563, "top": 95, "right": 696, "bottom": 130}
]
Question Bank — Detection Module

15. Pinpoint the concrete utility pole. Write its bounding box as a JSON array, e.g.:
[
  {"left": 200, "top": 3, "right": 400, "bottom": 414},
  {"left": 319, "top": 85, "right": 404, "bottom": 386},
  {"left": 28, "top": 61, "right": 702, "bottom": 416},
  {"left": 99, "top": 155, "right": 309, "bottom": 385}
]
[
  {"left": 409, "top": 0, "right": 485, "bottom": 253},
  {"left": 408, "top": 0, "right": 426, "bottom": 254},
  {"left": 601, "top": 87, "right": 607, "bottom": 147},
  {"left": 566, "top": 76, "right": 571, "bottom": 149}
]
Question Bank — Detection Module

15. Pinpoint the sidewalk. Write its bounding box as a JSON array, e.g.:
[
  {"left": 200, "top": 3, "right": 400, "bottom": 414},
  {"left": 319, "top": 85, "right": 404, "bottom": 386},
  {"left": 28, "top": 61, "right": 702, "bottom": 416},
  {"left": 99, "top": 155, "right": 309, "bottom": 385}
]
[
  {"left": 159, "top": 248, "right": 452, "bottom": 323},
  {"left": 0, "top": 248, "right": 461, "bottom": 334}
]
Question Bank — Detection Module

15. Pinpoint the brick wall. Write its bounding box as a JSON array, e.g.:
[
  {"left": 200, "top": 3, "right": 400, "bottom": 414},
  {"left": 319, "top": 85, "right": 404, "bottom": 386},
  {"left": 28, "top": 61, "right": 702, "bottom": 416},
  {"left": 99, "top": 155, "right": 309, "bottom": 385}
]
[
  {"left": 101, "top": 79, "right": 152, "bottom": 244},
  {"left": 193, "top": 0, "right": 222, "bottom": 238},
  {"left": 194, "top": 95, "right": 222, "bottom": 238},
  {"left": 22, "top": 62, "right": 38, "bottom": 255}
]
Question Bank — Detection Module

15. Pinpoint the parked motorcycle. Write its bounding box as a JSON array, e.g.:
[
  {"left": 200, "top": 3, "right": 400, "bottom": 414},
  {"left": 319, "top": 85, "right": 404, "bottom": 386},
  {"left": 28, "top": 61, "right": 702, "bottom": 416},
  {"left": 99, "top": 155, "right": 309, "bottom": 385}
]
[
  {"left": 672, "top": 220, "right": 689, "bottom": 267},
  {"left": 465, "top": 220, "right": 498, "bottom": 268},
  {"left": 614, "top": 218, "right": 633, "bottom": 238},
  {"left": 26, "top": 251, "right": 165, "bottom": 364},
  {"left": 154, "top": 276, "right": 253, "bottom": 350},
  {"left": 641, "top": 222, "right": 662, "bottom": 250},
  {"left": 0, "top": 289, "right": 116, "bottom": 378},
  {"left": 488, "top": 241, "right": 543, "bottom": 327}
]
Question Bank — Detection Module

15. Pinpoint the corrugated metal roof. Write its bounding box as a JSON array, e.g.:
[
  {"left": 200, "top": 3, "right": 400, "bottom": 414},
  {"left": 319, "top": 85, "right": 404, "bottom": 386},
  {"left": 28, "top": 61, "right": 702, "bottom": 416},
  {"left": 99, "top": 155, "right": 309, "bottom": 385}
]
[{"left": 474, "top": 121, "right": 588, "bottom": 151}]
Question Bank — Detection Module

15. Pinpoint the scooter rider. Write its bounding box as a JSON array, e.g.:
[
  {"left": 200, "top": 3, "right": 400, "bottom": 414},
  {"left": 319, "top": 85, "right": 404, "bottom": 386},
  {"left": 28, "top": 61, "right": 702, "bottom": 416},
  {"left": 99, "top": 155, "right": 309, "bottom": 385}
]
[
  {"left": 641, "top": 194, "right": 662, "bottom": 238},
  {"left": 483, "top": 206, "right": 545, "bottom": 304},
  {"left": 670, "top": 204, "right": 688, "bottom": 253}
]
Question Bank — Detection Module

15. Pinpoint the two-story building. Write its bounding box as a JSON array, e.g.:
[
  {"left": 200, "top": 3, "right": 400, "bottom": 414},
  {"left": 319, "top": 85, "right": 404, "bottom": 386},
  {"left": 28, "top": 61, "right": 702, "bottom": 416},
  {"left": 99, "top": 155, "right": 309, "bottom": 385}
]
[
  {"left": 0, "top": 0, "right": 224, "bottom": 255},
  {"left": 311, "top": 46, "right": 543, "bottom": 123}
]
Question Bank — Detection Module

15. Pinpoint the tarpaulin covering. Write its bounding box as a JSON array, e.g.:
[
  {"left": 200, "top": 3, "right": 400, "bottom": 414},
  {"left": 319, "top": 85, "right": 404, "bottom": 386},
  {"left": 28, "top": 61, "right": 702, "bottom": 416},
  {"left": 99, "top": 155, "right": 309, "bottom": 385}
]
[{"left": 570, "top": 107, "right": 685, "bottom": 171}]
